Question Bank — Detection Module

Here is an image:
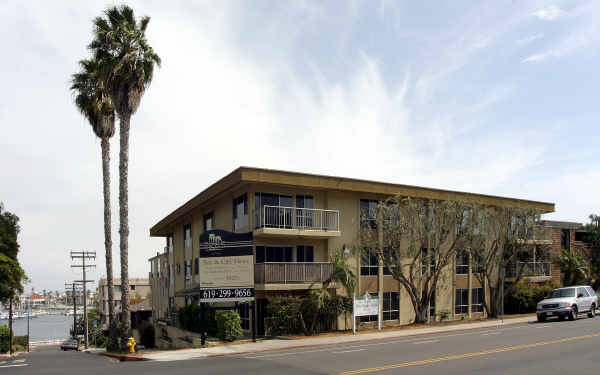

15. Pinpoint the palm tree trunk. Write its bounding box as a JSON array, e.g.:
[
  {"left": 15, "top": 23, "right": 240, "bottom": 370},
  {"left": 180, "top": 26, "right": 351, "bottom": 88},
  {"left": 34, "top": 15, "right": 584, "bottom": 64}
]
[
  {"left": 119, "top": 114, "right": 131, "bottom": 347},
  {"left": 101, "top": 137, "right": 118, "bottom": 350}
]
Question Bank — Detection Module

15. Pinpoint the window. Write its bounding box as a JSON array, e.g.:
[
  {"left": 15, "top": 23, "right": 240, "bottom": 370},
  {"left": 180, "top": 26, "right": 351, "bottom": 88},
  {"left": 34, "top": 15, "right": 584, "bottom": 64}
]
[
  {"left": 577, "top": 287, "right": 589, "bottom": 298},
  {"left": 472, "top": 250, "right": 484, "bottom": 274},
  {"left": 255, "top": 246, "right": 293, "bottom": 263},
  {"left": 176, "top": 263, "right": 181, "bottom": 274},
  {"left": 382, "top": 247, "right": 392, "bottom": 276},
  {"left": 296, "top": 195, "right": 314, "bottom": 227},
  {"left": 472, "top": 288, "right": 484, "bottom": 313},
  {"left": 456, "top": 250, "right": 469, "bottom": 274},
  {"left": 233, "top": 194, "right": 248, "bottom": 230},
  {"left": 131, "top": 285, "right": 136, "bottom": 291},
  {"left": 204, "top": 213, "right": 214, "bottom": 232},
  {"left": 455, "top": 288, "right": 468, "bottom": 314},
  {"left": 194, "top": 257, "right": 199, "bottom": 275},
  {"left": 586, "top": 287, "right": 596, "bottom": 296},
  {"left": 361, "top": 248, "right": 379, "bottom": 276},
  {"left": 297, "top": 245, "right": 314, "bottom": 262},
  {"left": 360, "top": 199, "right": 378, "bottom": 228},
  {"left": 238, "top": 303, "right": 250, "bottom": 330},
  {"left": 421, "top": 248, "right": 436, "bottom": 274},
  {"left": 255, "top": 193, "right": 293, "bottom": 228},
  {"left": 561, "top": 229, "right": 570, "bottom": 250},
  {"left": 166, "top": 235, "right": 173, "bottom": 253},
  {"left": 114, "top": 285, "right": 122, "bottom": 293},
  {"left": 184, "top": 224, "right": 192, "bottom": 248},
  {"left": 185, "top": 260, "right": 191, "bottom": 281},
  {"left": 383, "top": 292, "right": 400, "bottom": 321}
]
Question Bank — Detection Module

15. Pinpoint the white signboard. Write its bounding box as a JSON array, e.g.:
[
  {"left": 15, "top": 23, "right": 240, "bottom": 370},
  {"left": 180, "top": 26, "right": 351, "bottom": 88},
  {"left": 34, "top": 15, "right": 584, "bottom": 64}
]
[
  {"left": 353, "top": 293, "right": 379, "bottom": 316},
  {"left": 353, "top": 292, "right": 381, "bottom": 333}
]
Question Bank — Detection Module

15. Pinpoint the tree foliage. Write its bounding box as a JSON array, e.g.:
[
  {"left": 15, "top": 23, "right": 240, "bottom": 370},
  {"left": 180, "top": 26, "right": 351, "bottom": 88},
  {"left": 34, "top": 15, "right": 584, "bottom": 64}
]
[
  {"left": 359, "top": 196, "right": 475, "bottom": 323},
  {"left": 0, "top": 203, "right": 26, "bottom": 302},
  {"left": 554, "top": 249, "right": 590, "bottom": 286},
  {"left": 467, "top": 205, "right": 546, "bottom": 317}
]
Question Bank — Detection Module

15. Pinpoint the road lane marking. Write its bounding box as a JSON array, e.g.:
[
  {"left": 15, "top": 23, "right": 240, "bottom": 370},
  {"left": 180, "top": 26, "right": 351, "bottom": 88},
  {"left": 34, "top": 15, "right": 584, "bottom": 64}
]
[
  {"left": 340, "top": 332, "right": 600, "bottom": 374},
  {"left": 480, "top": 332, "right": 501, "bottom": 336},
  {"left": 535, "top": 325, "right": 551, "bottom": 328},
  {"left": 333, "top": 349, "right": 367, "bottom": 354},
  {"left": 0, "top": 364, "right": 28, "bottom": 368},
  {"left": 413, "top": 339, "right": 440, "bottom": 345}
]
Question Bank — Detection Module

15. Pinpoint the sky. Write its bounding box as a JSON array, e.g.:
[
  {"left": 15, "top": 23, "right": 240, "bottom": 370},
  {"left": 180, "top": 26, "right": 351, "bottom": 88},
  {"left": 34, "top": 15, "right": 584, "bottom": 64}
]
[{"left": 1, "top": 0, "right": 599, "bottom": 294}]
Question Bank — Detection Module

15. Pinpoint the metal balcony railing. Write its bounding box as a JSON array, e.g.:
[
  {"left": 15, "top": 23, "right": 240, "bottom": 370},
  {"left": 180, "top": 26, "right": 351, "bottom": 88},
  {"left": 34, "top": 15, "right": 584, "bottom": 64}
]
[
  {"left": 254, "top": 205, "right": 340, "bottom": 231},
  {"left": 254, "top": 262, "right": 333, "bottom": 284},
  {"left": 505, "top": 262, "right": 552, "bottom": 278}
]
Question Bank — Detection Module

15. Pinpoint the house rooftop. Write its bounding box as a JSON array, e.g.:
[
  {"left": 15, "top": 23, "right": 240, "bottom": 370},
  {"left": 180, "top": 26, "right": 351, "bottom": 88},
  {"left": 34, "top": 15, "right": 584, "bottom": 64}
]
[{"left": 150, "top": 166, "right": 556, "bottom": 236}]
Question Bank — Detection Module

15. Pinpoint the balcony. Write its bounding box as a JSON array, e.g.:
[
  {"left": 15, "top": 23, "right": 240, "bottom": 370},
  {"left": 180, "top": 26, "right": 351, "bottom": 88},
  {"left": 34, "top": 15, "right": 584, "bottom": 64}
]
[
  {"left": 253, "top": 205, "right": 341, "bottom": 238},
  {"left": 506, "top": 262, "right": 552, "bottom": 279},
  {"left": 254, "top": 262, "right": 333, "bottom": 290}
]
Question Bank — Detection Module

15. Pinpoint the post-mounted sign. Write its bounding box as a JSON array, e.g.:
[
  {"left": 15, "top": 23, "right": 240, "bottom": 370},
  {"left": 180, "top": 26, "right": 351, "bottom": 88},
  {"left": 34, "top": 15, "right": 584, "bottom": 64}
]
[{"left": 198, "top": 230, "right": 254, "bottom": 302}]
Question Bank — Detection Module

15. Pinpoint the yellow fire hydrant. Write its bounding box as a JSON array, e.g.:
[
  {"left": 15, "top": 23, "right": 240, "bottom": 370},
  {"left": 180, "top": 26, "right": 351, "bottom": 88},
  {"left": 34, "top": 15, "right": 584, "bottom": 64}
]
[{"left": 127, "top": 337, "right": 136, "bottom": 353}]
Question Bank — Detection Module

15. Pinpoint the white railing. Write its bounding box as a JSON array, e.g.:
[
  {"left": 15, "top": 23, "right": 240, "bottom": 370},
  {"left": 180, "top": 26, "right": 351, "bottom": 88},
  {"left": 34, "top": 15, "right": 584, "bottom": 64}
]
[
  {"left": 254, "top": 262, "right": 333, "bottom": 284},
  {"left": 254, "top": 205, "right": 339, "bottom": 231}
]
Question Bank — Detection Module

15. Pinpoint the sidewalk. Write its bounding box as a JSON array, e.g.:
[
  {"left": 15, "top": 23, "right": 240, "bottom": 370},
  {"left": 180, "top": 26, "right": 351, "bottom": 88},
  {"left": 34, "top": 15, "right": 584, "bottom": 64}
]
[{"left": 139, "top": 315, "right": 536, "bottom": 362}]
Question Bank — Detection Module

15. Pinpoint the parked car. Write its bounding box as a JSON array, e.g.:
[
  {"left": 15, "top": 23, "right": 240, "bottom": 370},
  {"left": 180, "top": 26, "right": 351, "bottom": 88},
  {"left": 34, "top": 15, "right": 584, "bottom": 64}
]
[
  {"left": 536, "top": 286, "right": 597, "bottom": 322},
  {"left": 60, "top": 338, "right": 80, "bottom": 351}
]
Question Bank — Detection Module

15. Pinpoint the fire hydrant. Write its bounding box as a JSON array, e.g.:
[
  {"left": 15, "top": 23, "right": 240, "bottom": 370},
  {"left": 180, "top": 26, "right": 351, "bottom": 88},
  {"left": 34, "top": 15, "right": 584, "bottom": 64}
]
[{"left": 127, "top": 337, "right": 136, "bottom": 353}]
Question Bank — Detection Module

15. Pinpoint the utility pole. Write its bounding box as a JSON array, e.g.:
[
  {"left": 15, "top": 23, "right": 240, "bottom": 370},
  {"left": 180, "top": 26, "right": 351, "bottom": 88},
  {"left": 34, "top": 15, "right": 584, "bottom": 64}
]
[
  {"left": 70, "top": 251, "right": 96, "bottom": 350},
  {"left": 64, "top": 282, "right": 80, "bottom": 351}
]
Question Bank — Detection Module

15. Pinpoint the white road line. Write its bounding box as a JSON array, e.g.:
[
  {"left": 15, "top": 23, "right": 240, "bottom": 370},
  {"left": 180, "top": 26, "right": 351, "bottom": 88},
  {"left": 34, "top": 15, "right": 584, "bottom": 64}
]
[
  {"left": 535, "top": 325, "right": 551, "bottom": 328},
  {"left": 413, "top": 339, "right": 440, "bottom": 345},
  {"left": 0, "top": 364, "right": 28, "bottom": 368},
  {"left": 481, "top": 332, "right": 502, "bottom": 336},
  {"left": 332, "top": 349, "right": 367, "bottom": 354}
]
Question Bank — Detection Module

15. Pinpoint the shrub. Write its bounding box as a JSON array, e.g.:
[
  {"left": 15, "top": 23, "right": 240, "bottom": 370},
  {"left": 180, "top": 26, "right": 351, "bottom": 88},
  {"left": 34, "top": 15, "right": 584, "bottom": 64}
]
[
  {"left": 215, "top": 310, "right": 242, "bottom": 341},
  {"left": 265, "top": 297, "right": 302, "bottom": 335},
  {"left": 0, "top": 325, "right": 10, "bottom": 353},
  {"left": 177, "top": 304, "right": 217, "bottom": 336},
  {"left": 13, "top": 335, "right": 28, "bottom": 347},
  {"left": 505, "top": 281, "right": 556, "bottom": 314}
]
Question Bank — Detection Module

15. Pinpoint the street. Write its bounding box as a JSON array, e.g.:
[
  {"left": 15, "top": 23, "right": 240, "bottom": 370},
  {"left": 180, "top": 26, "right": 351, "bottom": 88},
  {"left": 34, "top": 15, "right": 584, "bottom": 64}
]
[{"left": 6, "top": 316, "right": 600, "bottom": 374}]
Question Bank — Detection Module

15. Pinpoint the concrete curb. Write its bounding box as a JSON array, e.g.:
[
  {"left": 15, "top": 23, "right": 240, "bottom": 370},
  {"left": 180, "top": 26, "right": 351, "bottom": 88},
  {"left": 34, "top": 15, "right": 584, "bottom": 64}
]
[
  {"left": 101, "top": 352, "right": 150, "bottom": 362},
  {"left": 141, "top": 316, "right": 537, "bottom": 362}
]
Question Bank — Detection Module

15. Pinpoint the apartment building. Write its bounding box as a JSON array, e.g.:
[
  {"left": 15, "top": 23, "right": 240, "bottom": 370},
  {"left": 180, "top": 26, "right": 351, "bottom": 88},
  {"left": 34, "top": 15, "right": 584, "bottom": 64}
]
[
  {"left": 98, "top": 277, "right": 151, "bottom": 328},
  {"left": 149, "top": 167, "right": 554, "bottom": 333}
]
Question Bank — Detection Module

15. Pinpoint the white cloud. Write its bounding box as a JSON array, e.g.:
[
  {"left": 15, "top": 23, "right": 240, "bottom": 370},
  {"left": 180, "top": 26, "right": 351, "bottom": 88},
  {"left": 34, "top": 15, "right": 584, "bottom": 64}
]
[
  {"left": 517, "top": 33, "right": 544, "bottom": 45},
  {"left": 533, "top": 5, "right": 563, "bottom": 21}
]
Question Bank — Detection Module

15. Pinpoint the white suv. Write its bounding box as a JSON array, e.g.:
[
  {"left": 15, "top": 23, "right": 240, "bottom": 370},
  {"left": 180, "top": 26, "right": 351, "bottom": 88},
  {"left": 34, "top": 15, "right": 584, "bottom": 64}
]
[{"left": 536, "top": 286, "right": 597, "bottom": 322}]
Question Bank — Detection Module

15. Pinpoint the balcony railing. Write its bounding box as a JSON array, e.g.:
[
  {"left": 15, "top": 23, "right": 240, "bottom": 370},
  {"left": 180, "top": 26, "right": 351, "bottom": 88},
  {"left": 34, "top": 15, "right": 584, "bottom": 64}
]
[
  {"left": 506, "top": 262, "right": 552, "bottom": 278},
  {"left": 254, "top": 262, "right": 333, "bottom": 284},
  {"left": 254, "top": 206, "right": 339, "bottom": 231}
]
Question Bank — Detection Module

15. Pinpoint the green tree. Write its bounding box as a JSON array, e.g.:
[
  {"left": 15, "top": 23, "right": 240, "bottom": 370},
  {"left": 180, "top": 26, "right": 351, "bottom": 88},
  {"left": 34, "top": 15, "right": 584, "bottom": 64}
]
[
  {"left": 70, "top": 58, "right": 118, "bottom": 351},
  {"left": 0, "top": 203, "right": 26, "bottom": 354},
  {"left": 554, "top": 249, "right": 590, "bottom": 286},
  {"left": 89, "top": 5, "right": 161, "bottom": 346}
]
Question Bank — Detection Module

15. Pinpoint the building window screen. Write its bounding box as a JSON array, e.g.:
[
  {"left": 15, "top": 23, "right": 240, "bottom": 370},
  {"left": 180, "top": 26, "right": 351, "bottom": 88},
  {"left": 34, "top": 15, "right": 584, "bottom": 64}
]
[
  {"left": 204, "top": 213, "right": 214, "bottom": 232},
  {"left": 255, "top": 246, "right": 293, "bottom": 263},
  {"left": 297, "top": 245, "right": 314, "bottom": 262},
  {"left": 472, "top": 288, "right": 484, "bottom": 313},
  {"left": 233, "top": 194, "right": 248, "bottom": 230},
  {"left": 361, "top": 248, "right": 379, "bottom": 276},
  {"left": 383, "top": 292, "right": 400, "bottom": 321},
  {"left": 360, "top": 199, "right": 378, "bottom": 229},
  {"left": 561, "top": 229, "right": 570, "bottom": 250},
  {"left": 456, "top": 250, "right": 469, "bottom": 274},
  {"left": 455, "top": 288, "right": 469, "bottom": 314}
]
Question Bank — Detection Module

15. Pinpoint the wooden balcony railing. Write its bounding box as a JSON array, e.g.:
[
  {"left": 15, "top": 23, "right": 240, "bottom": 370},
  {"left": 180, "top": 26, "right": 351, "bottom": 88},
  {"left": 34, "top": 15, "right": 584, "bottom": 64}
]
[{"left": 254, "top": 262, "right": 333, "bottom": 284}]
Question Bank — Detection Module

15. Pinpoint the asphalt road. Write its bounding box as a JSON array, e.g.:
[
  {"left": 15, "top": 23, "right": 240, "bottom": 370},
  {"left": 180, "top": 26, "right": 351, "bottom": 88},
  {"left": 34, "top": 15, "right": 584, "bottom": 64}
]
[{"left": 6, "top": 314, "right": 600, "bottom": 375}]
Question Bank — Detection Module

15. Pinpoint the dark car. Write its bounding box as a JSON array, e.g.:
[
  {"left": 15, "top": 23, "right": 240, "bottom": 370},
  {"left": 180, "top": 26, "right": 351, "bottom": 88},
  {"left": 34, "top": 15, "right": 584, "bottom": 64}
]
[{"left": 60, "top": 338, "right": 80, "bottom": 351}]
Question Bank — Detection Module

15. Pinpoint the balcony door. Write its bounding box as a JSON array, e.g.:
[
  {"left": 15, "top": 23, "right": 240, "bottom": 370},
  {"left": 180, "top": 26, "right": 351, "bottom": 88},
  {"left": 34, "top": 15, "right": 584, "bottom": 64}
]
[
  {"left": 255, "top": 193, "right": 293, "bottom": 228},
  {"left": 296, "top": 195, "right": 314, "bottom": 228}
]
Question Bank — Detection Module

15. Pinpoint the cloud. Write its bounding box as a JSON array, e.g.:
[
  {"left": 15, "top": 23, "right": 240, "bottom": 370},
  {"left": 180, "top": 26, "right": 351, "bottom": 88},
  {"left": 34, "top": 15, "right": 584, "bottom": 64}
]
[
  {"left": 517, "top": 33, "right": 543, "bottom": 45},
  {"left": 532, "top": 5, "right": 563, "bottom": 21}
]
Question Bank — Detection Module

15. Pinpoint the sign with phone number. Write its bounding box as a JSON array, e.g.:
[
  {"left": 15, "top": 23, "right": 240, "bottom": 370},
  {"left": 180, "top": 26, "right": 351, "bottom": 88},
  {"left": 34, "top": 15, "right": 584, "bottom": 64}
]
[{"left": 199, "top": 287, "right": 255, "bottom": 302}]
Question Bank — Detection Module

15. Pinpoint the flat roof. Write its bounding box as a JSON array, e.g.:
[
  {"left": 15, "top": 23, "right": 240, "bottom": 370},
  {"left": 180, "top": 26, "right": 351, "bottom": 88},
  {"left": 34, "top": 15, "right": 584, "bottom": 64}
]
[{"left": 150, "top": 166, "right": 555, "bottom": 236}]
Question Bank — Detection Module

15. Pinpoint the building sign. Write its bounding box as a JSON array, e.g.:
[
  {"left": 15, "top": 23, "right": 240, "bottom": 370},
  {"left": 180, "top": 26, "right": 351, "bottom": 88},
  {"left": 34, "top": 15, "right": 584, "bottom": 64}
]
[
  {"left": 198, "top": 230, "right": 254, "bottom": 302},
  {"left": 353, "top": 292, "right": 379, "bottom": 316},
  {"left": 353, "top": 292, "right": 381, "bottom": 333}
]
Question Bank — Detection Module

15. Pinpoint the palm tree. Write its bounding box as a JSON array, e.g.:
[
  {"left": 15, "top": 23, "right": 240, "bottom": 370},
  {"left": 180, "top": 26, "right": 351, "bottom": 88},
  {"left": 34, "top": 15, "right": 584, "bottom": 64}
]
[
  {"left": 70, "top": 58, "right": 118, "bottom": 350},
  {"left": 554, "top": 249, "right": 590, "bottom": 286},
  {"left": 89, "top": 5, "right": 161, "bottom": 345}
]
